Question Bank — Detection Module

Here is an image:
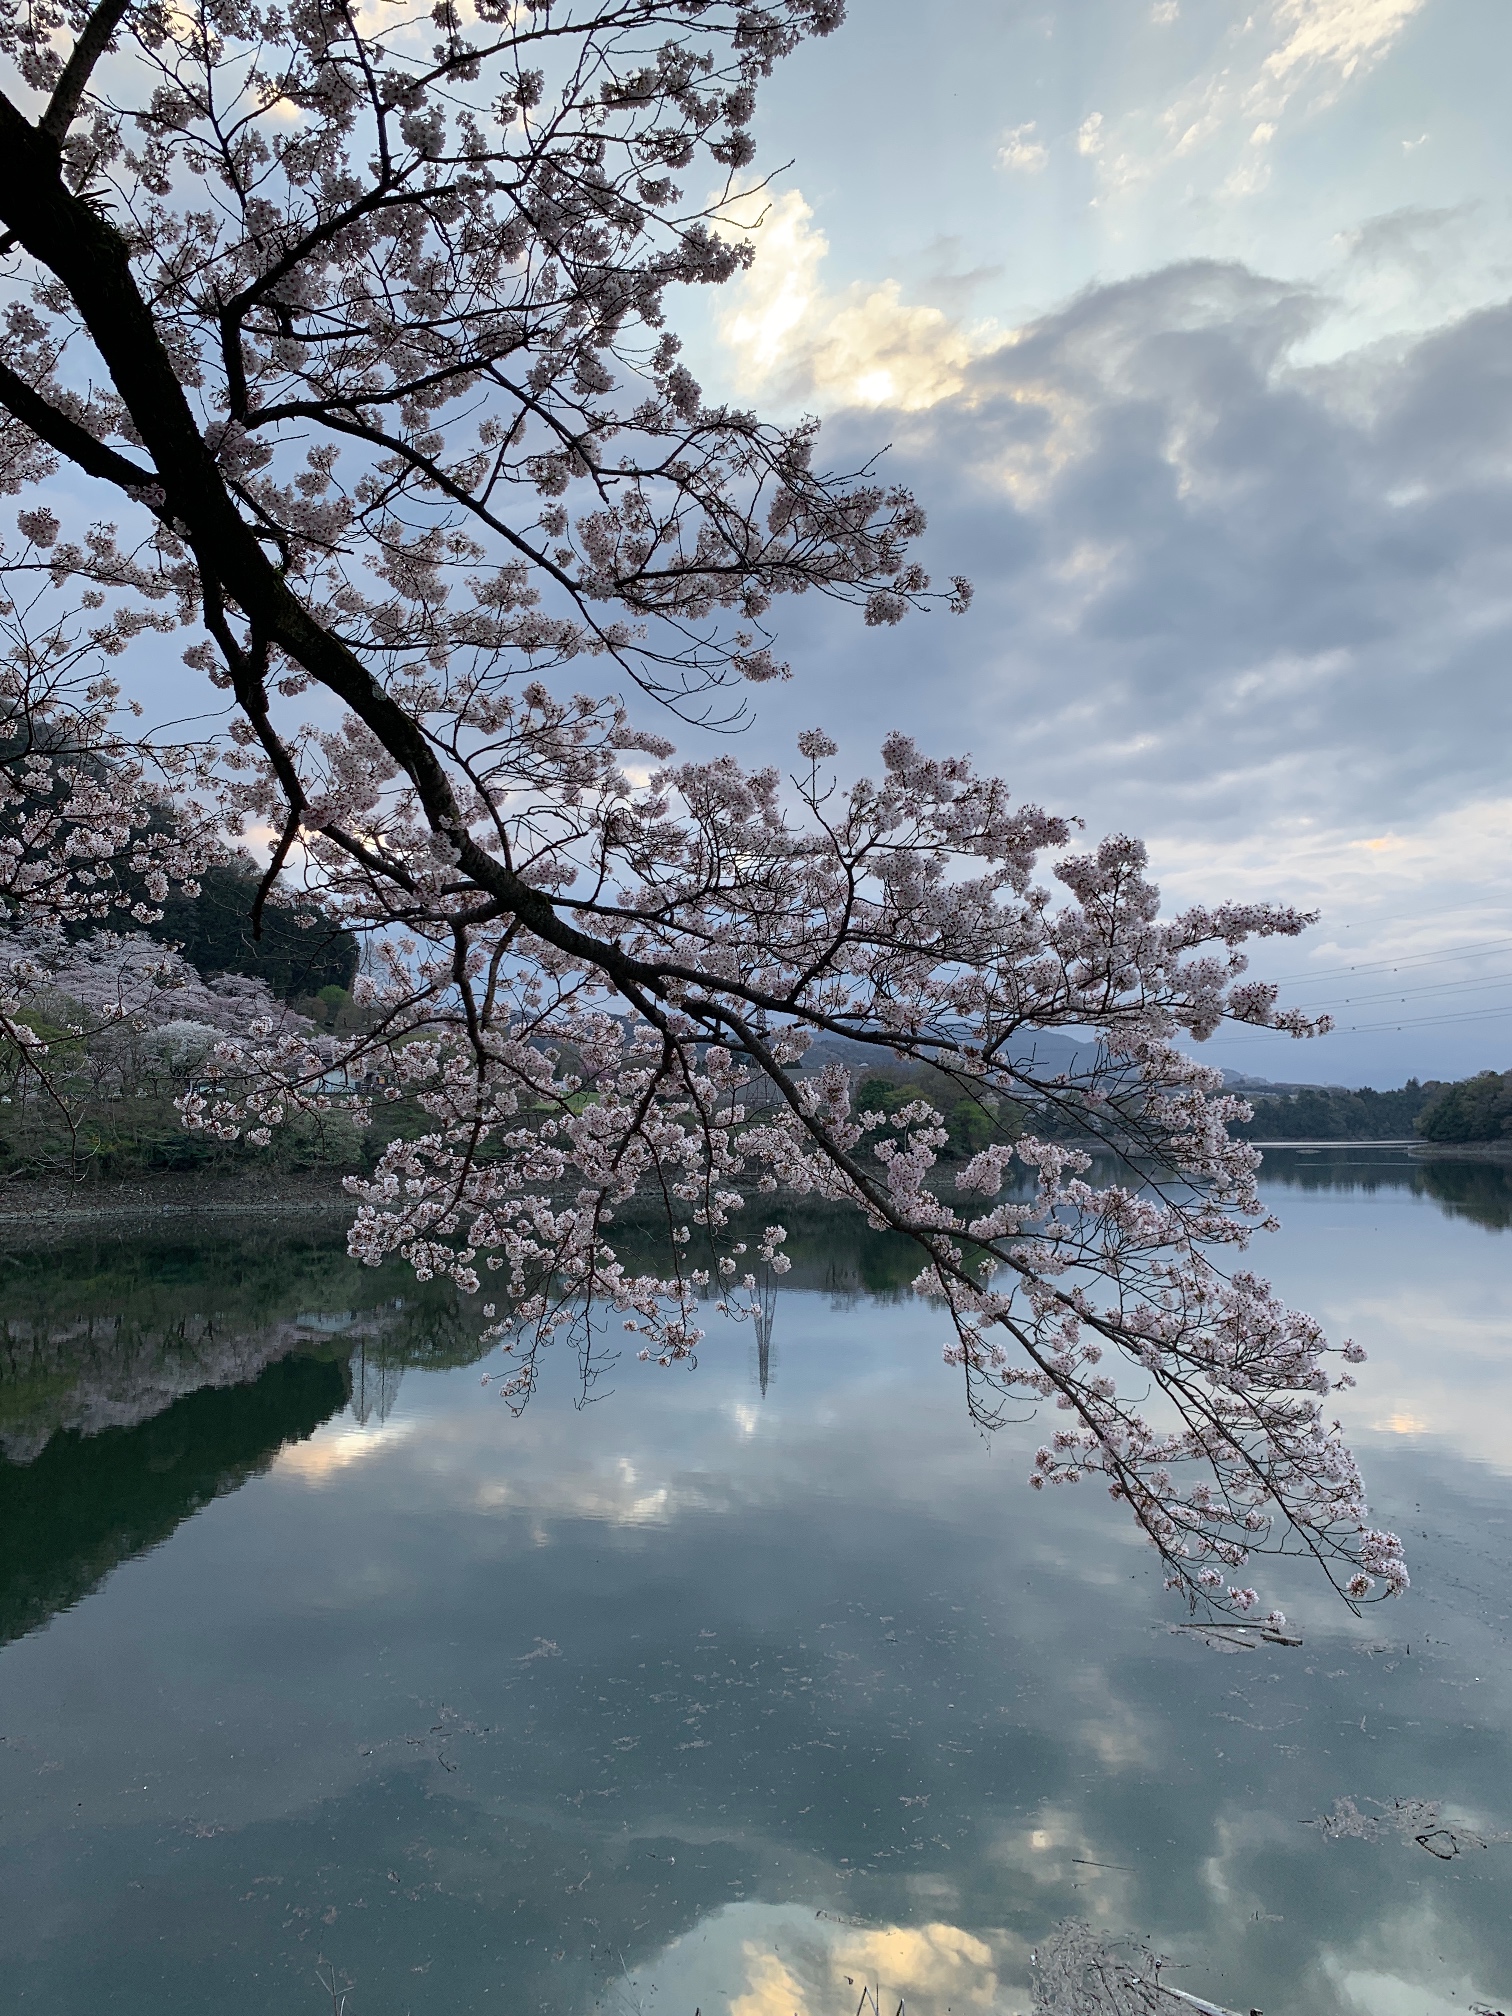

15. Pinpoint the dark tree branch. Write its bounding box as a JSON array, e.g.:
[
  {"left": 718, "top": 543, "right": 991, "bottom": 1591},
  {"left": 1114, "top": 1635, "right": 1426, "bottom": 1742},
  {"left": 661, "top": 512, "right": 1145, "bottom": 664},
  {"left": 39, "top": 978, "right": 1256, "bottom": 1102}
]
[{"left": 39, "top": 0, "right": 133, "bottom": 146}]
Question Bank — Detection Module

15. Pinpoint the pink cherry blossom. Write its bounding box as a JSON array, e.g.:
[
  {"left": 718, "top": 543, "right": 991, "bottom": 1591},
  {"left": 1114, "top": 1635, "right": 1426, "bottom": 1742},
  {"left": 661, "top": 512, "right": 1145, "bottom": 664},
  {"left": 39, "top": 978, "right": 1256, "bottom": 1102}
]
[{"left": 0, "top": 0, "right": 1406, "bottom": 1618}]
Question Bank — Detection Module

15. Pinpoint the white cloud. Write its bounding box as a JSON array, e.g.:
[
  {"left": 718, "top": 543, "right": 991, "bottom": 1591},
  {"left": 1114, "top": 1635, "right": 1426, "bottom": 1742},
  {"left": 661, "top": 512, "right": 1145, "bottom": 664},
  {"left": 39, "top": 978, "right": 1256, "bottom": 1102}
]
[
  {"left": 716, "top": 188, "right": 829, "bottom": 382},
  {"left": 1155, "top": 798, "right": 1512, "bottom": 919},
  {"left": 1262, "top": 0, "right": 1427, "bottom": 88},
  {"left": 1080, "top": 0, "right": 1429, "bottom": 211},
  {"left": 717, "top": 189, "right": 986, "bottom": 411},
  {"left": 997, "top": 120, "right": 1048, "bottom": 174}
]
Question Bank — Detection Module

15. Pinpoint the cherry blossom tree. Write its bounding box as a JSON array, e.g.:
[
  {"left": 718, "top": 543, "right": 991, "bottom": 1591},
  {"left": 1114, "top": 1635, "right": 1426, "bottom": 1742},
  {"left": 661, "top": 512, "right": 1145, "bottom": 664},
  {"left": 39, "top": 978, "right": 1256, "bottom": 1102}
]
[{"left": 0, "top": 0, "right": 1407, "bottom": 1615}]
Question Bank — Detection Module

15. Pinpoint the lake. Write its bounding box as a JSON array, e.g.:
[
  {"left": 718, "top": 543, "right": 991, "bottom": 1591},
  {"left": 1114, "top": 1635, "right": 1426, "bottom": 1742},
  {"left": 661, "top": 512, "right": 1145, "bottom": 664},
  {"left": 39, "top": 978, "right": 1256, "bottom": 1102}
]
[{"left": 1, "top": 1147, "right": 1509, "bottom": 2014}]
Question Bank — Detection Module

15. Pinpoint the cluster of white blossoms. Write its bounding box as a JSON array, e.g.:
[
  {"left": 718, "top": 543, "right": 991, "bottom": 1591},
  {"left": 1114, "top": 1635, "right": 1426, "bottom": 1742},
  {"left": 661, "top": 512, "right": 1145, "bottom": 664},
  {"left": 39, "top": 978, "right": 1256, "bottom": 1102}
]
[{"left": 0, "top": 0, "right": 1405, "bottom": 1615}]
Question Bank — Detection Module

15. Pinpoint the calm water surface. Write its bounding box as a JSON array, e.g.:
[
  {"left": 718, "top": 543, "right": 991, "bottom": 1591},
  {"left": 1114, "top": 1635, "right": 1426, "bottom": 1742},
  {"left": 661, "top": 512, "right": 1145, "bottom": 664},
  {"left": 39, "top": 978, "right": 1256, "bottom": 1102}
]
[{"left": 1, "top": 1148, "right": 1510, "bottom": 2014}]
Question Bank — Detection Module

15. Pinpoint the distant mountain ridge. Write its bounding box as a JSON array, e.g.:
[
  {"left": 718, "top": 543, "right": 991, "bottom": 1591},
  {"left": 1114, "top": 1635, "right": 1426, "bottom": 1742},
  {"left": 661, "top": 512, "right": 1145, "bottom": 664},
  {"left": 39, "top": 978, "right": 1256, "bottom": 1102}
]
[{"left": 800, "top": 1028, "right": 1098, "bottom": 1082}]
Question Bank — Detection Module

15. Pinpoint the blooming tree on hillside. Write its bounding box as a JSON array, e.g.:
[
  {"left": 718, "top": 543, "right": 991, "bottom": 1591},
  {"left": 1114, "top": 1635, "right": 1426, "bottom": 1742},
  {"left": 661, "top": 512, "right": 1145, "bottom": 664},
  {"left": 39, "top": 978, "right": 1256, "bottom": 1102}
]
[{"left": 0, "top": 0, "right": 1406, "bottom": 1614}]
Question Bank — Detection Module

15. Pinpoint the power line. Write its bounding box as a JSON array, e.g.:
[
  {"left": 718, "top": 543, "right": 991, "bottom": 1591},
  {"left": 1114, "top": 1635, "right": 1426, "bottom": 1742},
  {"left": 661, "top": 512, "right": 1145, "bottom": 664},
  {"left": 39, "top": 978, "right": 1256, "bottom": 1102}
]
[
  {"left": 1206, "top": 1001, "right": 1512, "bottom": 1041},
  {"left": 1280, "top": 969, "right": 1512, "bottom": 1011},
  {"left": 1263, "top": 933, "right": 1512, "bottom": 988},
  {"left": 1328, "top": 1004, "right": 1512, "bottom": 1035}
]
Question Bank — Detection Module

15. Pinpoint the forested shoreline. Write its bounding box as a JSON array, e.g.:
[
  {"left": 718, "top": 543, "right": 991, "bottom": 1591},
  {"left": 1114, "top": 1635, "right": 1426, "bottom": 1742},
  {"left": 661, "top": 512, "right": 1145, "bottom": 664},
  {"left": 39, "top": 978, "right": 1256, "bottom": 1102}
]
[
  {"left": 2, "top": 870, "right": 1504, "bottom": 1171},
  {"left": 5, "top": 892, "right": 1509, "bottom": 1178},
  {"left": 1234, "top": 1072, "right": 1512, "bottom": 1144}
]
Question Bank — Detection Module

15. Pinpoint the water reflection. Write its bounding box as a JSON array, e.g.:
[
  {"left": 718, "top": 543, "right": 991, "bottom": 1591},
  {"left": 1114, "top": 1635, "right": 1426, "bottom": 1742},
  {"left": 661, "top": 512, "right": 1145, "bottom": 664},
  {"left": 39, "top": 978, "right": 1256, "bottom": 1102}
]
[
  {"left": 0, "top": 1229, "right": 493, "bottom": 1648},
  {"left": 1258, "top": 1142, "right": 1512, "bottom": 1231},
  {"left": 625, "top": 1904, "right": 1005, "bottom": 2016},
  {"left": 0, "top": 1351, "right": 348, "bottom": 1648},
  {"left": 0, "top": 1228, "right": 487, "bottom": 1462},
  {"left": 0, "top": 1159, "right": 1507, "bottom": 2015}
]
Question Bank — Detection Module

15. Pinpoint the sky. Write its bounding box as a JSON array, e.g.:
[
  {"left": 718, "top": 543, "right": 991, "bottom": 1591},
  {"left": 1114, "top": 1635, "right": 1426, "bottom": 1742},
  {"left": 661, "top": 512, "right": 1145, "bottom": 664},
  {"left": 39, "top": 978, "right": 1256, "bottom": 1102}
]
[
  {"left": 24, "top": 0, "right": 1511, "bottom": 1088},
  {"left": 665, "top": 0, "right": 1512, "bottom": 1088}
]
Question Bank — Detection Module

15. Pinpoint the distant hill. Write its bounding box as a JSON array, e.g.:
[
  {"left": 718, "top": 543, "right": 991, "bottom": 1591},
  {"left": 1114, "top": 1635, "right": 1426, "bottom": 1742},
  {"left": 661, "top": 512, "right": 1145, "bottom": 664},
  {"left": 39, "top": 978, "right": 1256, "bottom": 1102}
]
[
  {"left": 1221, "top": 1070, "right": 1349, "bottom": 1094},
  {"left": 147, "top": 863, "right": 357, "bottom": 1004},
  {"left": 800, "top": 1028, "right": 1098, "bottom": 1083}
]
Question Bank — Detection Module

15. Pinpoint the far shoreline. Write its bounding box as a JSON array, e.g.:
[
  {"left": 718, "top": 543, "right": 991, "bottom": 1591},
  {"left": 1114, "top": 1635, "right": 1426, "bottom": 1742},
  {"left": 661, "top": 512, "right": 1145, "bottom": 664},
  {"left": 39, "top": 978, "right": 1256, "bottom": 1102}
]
[
  {"left": 0, "top": 1138, "right": 1508, "bottom": 1242},
  {"left": 1251, "top": 1139, "right": 1512, "bottom": 1158}
]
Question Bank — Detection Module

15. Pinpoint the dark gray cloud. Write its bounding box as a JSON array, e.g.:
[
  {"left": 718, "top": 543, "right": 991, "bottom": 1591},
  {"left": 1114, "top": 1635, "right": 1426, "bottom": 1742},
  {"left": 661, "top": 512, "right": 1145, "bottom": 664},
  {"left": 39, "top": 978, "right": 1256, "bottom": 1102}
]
[{"left": 742, "top": 259, "right": 1512, "bottom": 847}]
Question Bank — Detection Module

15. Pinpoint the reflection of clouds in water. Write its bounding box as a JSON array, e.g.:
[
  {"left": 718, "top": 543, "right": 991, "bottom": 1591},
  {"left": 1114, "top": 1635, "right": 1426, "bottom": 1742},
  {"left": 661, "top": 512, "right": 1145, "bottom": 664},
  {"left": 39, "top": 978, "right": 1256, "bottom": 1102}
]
[
  {"left": 1197, "top": 1803, "right": 1305, "bottom": 1939},
  {"left": 7, "top": 1197, "right": 1511, "bottom": 2016},
  {"left": 1056, "top": 1661, "right": 1159, "bottom": 1775},
  {"left": 1078, "top": 1713, "right": 1153, "bottom": 1773},
  {"left": 830, "top": 1921, "right": 998, "bottom": 2010},
  {"left": 264, "top": 1302, "right": 1018, "bottom": 1536},
  {"left": 1321, "top": 1288, "right": 1512, "bottom": 1477},
  {"left": 1320, "top": 1895, "right": 1502, "bottom": 2016},
  {"left": 1326, "top": 1971, "right": 1465, "bottom": 2016},
  {"left": 474, "top": 1455, "right": 676, "bottom": 1527},
  {"left": 1250, "top": 1159, "right": 1512, "bottom": 1478},
  {"left": 264, "top": 1160, "right": 1512, "bottom": 1548},
  {"left": 1182, "top": 1737, "right": 1512, "bottom": 2016},
  {"left": 247, "top": 1189, "right": 1512, "bottom": 2016},
  {"left": 618, "top": 1903, "right": 1007, "bottom": 2016},
  {"left": 986, "top": 1805, "right": 1133, "bottom": 1926},
  {"left": 272, "top": 1415, "right": 414, "bottom": 1484},
  {"left": 729, "top": 1946, "right": 810, "bottom": 2016}
]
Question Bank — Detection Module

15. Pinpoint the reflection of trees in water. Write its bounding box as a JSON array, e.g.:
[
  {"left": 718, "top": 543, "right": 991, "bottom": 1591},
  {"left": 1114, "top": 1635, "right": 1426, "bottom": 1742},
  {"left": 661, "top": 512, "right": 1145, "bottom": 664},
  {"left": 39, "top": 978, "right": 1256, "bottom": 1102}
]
[
  {"left": 375, "top": 1289, "right": 494, "bottom": 1371},
  {"left": 0, "top": 1351, "right": 349, "bottom": 1647},
  {"left": 1259, "top": 1150, "right": 1512, "bottom": 1232},
  {"left": 1413, "top": 1160, "right": 1512, "bottom": 1231},
  {"left": 757, "top": 1211, "right": 926, "bottom": 1303},
  {"left": 349, "top": 1305, "right": 493, "bottom": 1425},
  {"left": 0, "top": 1207, "right": 928, "bottom": 1481},
  {"left": 21, "top": 1155, "right": 1506, "bottom": 1461},
  {"left": 0, "top": 1230, "right": 495, "bottom": 1460},
  {"left": 606, "top": 1202, "right": 927, "bottom": 1304},
  {"left": 752, "top": 1272, "right": 776, "bottom": 1396},
  {"left": 0, "top": 1229, "right": 506, "bottom": 1647},
  {"left": 350, "top": 1341, "right": 403, "bottom": 1425}
]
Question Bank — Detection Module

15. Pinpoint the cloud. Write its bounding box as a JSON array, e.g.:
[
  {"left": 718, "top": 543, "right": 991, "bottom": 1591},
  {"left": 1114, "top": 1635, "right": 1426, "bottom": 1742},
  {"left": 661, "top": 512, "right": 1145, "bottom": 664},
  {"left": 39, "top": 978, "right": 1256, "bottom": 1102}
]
[
  {"left": 1078, "top": 0, "right": 1429, "bottom": 207},
  {"left": 717, "top": 190, "right": 985, "bottom": 411},
  {"left": 713, "top": 198, "right": 1101, "bottom": 482},
  {"left": 722, "top": 244, "right": 1512, "bottom": 842},
  {"left": 713, "top": 254, "right": 1512, "bottom": 1073},
  {"left": 1262, "top": 0, "right": 1426, "bottom": 88},
  {"left": 802, "top": 257, "right": 1512, "bottom": 832},
  {"left": 997, "top": 121, "right": 1048, "bottom": 174},
  {"left": 1218, "top": 0, "right": 1430, "bottom": 194},
  {"left": 1153, "top": 797, "right": 1512, "bottom": 926},
  {"left": 1317, "top": 202, "right": 1512, "bottom": 359}
]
